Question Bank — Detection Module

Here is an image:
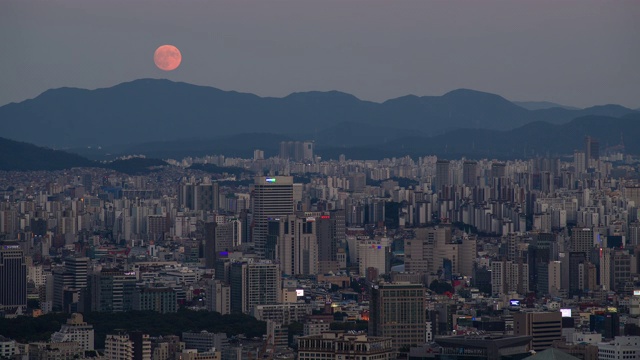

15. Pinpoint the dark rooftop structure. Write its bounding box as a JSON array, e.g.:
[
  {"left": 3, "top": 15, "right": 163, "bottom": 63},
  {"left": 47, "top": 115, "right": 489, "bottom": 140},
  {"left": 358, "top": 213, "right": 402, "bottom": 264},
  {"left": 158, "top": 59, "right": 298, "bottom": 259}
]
[{"left": 434, "top": 334, "right": 533, "bottom": 359}]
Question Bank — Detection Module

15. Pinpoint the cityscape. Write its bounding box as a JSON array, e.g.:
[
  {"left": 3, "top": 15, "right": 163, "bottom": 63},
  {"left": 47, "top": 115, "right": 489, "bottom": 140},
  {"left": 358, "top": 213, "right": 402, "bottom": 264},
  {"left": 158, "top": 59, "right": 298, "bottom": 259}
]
[{"left": 1, "top": 1, "right": 640, "bottom": 360}]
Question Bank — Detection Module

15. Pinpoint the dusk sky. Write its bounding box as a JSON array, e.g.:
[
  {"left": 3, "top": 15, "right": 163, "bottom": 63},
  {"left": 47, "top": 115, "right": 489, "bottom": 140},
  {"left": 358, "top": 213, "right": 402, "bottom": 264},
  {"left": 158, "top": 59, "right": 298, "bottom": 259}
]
[{"left": 1, "top": 0, "right": 639, "bottom": 108}]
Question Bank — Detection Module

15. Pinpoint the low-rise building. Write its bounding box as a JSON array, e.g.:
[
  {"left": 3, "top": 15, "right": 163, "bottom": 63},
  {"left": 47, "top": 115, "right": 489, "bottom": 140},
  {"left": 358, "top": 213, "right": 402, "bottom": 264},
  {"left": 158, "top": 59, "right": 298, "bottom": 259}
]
[{"left": 297, "top": 332, "right": 394, "bottom": 360}]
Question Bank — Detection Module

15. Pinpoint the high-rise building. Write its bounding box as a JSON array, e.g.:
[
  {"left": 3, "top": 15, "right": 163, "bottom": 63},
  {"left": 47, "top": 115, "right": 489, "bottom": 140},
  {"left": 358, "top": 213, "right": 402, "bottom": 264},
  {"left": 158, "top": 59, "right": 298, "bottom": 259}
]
[
  {"left": 229, "top": 261, "right": 281, "bottom": 314},
  {"left": 204, "top": 221, "right": 240, "bottom": 268},
  {"left": 573, "top": 151, "right": 586, "bottom": 174},
  {"left": 585, "top": 136, "right": 599, "bottom": 161},
  {"left": 491, "top": 260, "right": 529, "bottom": 296},
  {"left": 316, "top": 210, "right": 345, "bottom": 274},
  {"left": 90, "top": 269, "right": 137, "bottom": 312},
  {"left": 207, "top": 280, "right": 230, "bottom": 315},
  {"left": 50, "top": 313, "right": 95, "bottom": 351},
  {"left": 462, "top": 161, "right": 478, "bottom": 187},
  {"left": 369, "top": 282, "right": 426, "bottom": 350},
  {"left": 358, "top": 239, "right": 391, "bottom": 276},
  {"left": 0, "top": 241, "right": 27, "bottom": 313},
  {"left": 251, "top": 176, "right": 294, "bottom": 258},
  {"left": 513, "top": 312, "right": 562, "bottom": 351},
  {"left": 267, "top": 215, "right": 318, "bottom": 276},
  {"left": 571, "top": 228, "right": 595, "bottom": 262},
  {"left": 179, "top": 182, "right": 220, "bottom": 212},
  {"left": 105, "top": 333, "right": 134, "bottom": 360},
  {"left": 132, "top": 287, "right": 177, "bottom": 313},
  {"left": 130, "top": 332, "right": 151, "bottom": 360},
  {"left": 53, "top": 256, "right": 89, "bottom": 311},
  {"left": 568, "top": 252, "right": 587, "bottom": 297},
  {"left": 435, "top": 160, "right": 451, "bottom": 195},
  {"left": 279, "top": 141, "right": 314, "bottom": 162}
]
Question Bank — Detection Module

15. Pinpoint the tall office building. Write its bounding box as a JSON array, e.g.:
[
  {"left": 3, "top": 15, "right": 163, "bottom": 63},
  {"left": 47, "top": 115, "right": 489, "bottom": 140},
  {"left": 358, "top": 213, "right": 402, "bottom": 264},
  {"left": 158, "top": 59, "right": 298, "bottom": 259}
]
[
  {"left": 207, "top": 280, "right": 230, "bottom": 315},
  {"left": 90, "top": 269, "right": 137, "bottom": 312},
  {"left": 267, "top": 215, "right": 318, "bottom": 276},
  {"left": 434, "top": 160, "right": 451, "bottom": 195},
  {"left": 0, "top": 241, "right": 27, "bottom": 312},
  {"left": 571, "top": 228, "right": 595, "bottom": 262},
  {"left": 179, "top": 182, "right": 220, "bottom": 212},
  {"left": 462, "top": 161, "right": 478, "bottom": 187},
  {"left": 490, "top": 162, "right": 506, "bottom": 186},
  {"left": 251, "top": 176, "right": 294, "bottom": 258},
  {"left": 358, "top": 239, "right": 391, "bottom": 277},
  {"left": 279, "top": 141, "right": 314, "bottom": 162},
  {"left": 573, "top": 151, "right": 586, "bottom": 174},
  {"left": 204, "top": 221, "right": 240, "bottom": 268},
  {"left": 568, "top": 252, "right": 587, "bottom": 297},
  {"left": 230, "top": 261, "right": 281, "bottom": 314},
  {"left": 52, "top": 256, "right": 89, "bottom": 312},
  {"left": 405, "top": 226, "right": 453, "bottom": 275},
  {"left": 513, "top": 312, "right": 562, "bottom": 351},
  {"left": 369, "top": 282, "right": 426, "bottom": 350},
  {"left": 316, "top": 210, "right": 345, "bottom": 274},
  {"left": 584, "top": 136, "right": 599, "bottom": 161}
]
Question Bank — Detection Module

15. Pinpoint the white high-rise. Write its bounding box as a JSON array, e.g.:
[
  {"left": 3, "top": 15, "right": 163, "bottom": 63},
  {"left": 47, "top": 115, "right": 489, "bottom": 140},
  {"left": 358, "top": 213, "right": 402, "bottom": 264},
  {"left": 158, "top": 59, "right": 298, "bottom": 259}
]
[{"left": 51, "top": 313, "right": 95, "bottom": 351}]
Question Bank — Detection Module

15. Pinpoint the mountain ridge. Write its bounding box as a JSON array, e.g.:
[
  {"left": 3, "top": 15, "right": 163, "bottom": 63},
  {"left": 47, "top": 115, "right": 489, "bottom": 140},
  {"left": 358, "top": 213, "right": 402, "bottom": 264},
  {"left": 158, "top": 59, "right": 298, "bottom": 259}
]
[{"left": 0, "top": 79, "right": 637, "bottom": 150}]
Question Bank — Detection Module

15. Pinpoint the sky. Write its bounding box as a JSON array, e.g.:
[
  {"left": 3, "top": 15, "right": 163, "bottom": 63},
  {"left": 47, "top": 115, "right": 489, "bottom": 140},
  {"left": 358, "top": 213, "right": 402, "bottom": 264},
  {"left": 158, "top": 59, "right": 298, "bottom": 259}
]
[{"left": 1, "top": 0, "right": 639, "bottom": 109}]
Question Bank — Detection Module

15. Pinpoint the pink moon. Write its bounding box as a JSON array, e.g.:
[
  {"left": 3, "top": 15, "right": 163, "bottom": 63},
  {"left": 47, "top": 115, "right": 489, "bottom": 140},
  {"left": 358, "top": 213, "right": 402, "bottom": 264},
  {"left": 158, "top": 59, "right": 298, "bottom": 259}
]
[{"left": 154, "top": 45, "right": 182, "bottom": 71}]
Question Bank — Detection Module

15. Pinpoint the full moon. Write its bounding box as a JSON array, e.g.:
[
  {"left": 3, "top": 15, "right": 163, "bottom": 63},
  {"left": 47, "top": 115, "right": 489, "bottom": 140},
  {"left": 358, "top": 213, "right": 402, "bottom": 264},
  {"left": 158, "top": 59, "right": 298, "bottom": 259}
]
[{"left": 154, "top": 45, "right": 182, "bottom": 71}]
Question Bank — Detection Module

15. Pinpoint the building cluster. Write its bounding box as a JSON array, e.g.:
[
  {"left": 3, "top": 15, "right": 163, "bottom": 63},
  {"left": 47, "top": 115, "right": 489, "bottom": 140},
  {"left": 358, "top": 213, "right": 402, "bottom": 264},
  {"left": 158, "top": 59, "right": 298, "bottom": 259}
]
[{"left": 1, "top": 137, "right": 640, "bottom": 359}]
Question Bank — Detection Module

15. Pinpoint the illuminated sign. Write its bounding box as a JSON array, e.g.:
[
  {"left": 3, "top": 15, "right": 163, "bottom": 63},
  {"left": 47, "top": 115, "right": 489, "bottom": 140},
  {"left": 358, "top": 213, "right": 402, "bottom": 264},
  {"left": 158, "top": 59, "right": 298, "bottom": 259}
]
[
  {"left": 509, "top": 300, "right": 520, "bottom": 307},
  {"left": 265, "top": 178, "right": 276, "bottom": 183},
  {"left": 124, "top": 271, "right": 136, "bottom": 276},
  {"left": 561, "top": 308, "right": 572, "bottom": 318},
  {"left": 306, "top": 217, "right": 316, "bottom": 222},
  {"left": 320, "top": 215, "right": 330, "bottom": 219},
  {"left": 634, "top": 290, "right": 640, "bottom": 296},
  {"left": 296, "top": 289, "right": 304, "bottom": 297}
]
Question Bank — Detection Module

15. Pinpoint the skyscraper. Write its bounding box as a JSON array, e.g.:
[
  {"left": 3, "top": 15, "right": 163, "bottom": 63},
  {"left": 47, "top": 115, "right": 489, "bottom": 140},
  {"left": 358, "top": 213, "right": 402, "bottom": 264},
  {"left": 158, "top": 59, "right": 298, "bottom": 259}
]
[
  {"left": 316, "top": 210, "right": 345, "bottom": 274},
  {"left": 585, "top": 136, "right": 599, "bottom": 161},
  {"left": 251, "top": 176, "right": 294, "bottom": 258},
  {"left": 434, "top": 160, "right": 451, "bottom": 195},
  {"left": 267, "top": 215, "right": 318, "bottom": 276},
  {"left": 369, "top": 282, "right": 426, "bottom": 350},
  {"left": 0, "top": 241, "right": 27, "bottom": 313},
  {"left": 204, "top": 221, "right": 238, "bottom": 268},
  {"left": 462, "top": 161, "right": 478, "bottom": 187},
  {"left": 571, "top": 228, "right": 595, "bottom": 262},
  {"left": 230, "top": 260, "right": 281, "bottom": 314}
]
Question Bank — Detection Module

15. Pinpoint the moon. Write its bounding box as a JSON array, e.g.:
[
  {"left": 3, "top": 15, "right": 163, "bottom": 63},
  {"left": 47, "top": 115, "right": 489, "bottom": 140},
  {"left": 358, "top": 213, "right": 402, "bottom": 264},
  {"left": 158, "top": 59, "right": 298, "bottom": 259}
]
[{"left": 154, "top": 45, "right": 182, "bottom": 71}]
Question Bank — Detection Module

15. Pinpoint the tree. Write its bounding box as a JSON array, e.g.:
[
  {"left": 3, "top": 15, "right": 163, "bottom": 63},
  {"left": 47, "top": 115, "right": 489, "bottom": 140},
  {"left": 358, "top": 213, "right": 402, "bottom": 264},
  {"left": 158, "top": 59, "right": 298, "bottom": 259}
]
[{"left": 429, "top": 280, "right": 453, "bottom": 295}]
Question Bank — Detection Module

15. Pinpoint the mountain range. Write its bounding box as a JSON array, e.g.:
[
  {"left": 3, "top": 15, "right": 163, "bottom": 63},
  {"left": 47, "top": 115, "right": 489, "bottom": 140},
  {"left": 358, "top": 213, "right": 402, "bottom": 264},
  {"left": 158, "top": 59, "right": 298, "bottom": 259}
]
[{"left": 0, "top": 79, "right": 637, "bottom": 152}]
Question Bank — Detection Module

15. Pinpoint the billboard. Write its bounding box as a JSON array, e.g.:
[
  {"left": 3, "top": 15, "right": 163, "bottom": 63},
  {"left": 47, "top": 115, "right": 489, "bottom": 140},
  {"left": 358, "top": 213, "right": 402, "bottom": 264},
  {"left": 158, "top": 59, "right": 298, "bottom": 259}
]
[
  {"left": 509, "top": 299, "right": 520, "bottom": 307},
  {"left": 634, "top": 289, "right": 640, "bottom": 296},
  {"left": 561, "top": 308, "right": 572, "bottom": 318},
  {"left": 296, "top": 289, "right": 304, "bottom": 297}
]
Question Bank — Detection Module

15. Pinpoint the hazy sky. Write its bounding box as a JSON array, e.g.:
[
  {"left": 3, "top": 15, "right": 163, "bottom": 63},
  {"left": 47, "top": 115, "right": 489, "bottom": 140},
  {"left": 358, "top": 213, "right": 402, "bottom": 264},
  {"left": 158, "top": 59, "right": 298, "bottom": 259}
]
[{"left": 1, "top": 0, "right": 639, "bottom": 108}]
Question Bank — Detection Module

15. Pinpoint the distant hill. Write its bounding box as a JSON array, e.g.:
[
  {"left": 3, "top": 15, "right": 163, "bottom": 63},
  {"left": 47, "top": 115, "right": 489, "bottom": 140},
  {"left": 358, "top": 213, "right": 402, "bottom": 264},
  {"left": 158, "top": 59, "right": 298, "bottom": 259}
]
[
  {"left": 316, "top": 113, "right": 640, "bottom": 160},
  {"left": 0, "top": 137, "right": 94, "bottom": 171},
  {"left": 0, "top": 136, "right": 168, "bottom": 173},
  {"left": 1, "top": 79, "right": 637, "bottom": 150},
  {"left": 513, "top": 101, "right": 579, "bottom": 110}
]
